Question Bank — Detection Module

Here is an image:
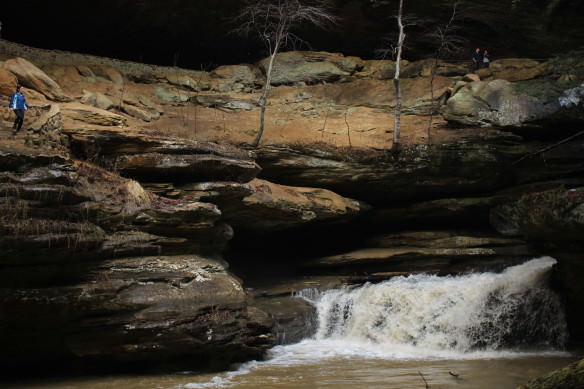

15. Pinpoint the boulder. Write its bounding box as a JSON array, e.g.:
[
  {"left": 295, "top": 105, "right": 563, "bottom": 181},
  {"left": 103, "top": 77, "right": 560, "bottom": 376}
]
[
  {"left": 61, "top": 102, "right": 127, "bottom": 126},
  {"left": 122, "top": 104, "right": 158, "bottom": 122},
  {"left": 89, "top": 65, "right": 124, "bottom": 84},
  {"left": 75, "top": 65, "right": 95, "bottom": 78},
  {"left": 165, "top": 72, "right": 211, "bottom": 91},
  {"left": 357, "top": 59, "right": 399, "bottom": 79},
  {"left": 258, "top": 51, "right": 361, "bottom": 85},
  {"left": 223, "top": 178, "right": 370, "bottom": 231},
  {"left": 481, "top": 59, "right": 546, "bottom": 82},
  {"left": 463, "top": 73, "right": 480, "bottom": 82},
  {"left": 155, "top": 86, "right": 190, "bottom": 103},
  {"left": 80, "top": 90, "right": 115, "bottom": 110},
  {"left": 192, "top": 94, "right": 256, "bottom": 111},
  {"left": 443, "top": 79, "right": 559, "bottom": 127},
  {"left": 26, "top": 104, "right": 65, "bottom": 150},
  {"left": 42, "top": 65, "right": 84, "bottom": 85},
  {"left": 2, "top": 57, "right": 69, "bottom": 101},
  {"left": 210, "top": 64, "right": 262, "bottom": 91},
  {"left": 0, "top": 67, "right": 18, "bottom": 95}
]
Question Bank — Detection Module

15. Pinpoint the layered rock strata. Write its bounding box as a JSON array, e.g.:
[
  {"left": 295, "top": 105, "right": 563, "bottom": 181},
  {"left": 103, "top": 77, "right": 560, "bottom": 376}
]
[{"left": 1, "top": 40, "right": 584, "bottom": 373}]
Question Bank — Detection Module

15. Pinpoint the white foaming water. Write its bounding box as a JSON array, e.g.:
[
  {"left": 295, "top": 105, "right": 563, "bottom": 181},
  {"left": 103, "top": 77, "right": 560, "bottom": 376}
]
[
  {"left": 305, "top": 256, "right": 567, "bottom": 355},
  {"left": 183, "top": 257, "right": 569, "bottom": 388}
]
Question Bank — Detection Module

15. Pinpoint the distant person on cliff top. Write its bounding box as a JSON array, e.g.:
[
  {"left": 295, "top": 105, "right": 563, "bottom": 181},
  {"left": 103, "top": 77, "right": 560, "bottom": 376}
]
[
  {"left": 482, "top": 50, "right": 491, "bottom": 68},
  {"left": 9, "top": 85, "right": 28, "bottom": 135},
  {"left": 472, "top": 47, "right": 482, "bottom": 71}
]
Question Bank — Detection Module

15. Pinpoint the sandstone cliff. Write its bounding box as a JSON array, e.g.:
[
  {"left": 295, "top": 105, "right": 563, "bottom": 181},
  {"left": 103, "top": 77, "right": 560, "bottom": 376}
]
[{"left": 0, "top": 40, "right": 583, "bottom": 373}]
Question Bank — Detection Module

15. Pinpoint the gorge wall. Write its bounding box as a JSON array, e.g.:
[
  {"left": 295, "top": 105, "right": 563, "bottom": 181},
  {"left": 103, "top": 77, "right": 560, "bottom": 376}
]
[{"left": 0, "top": 39, "right": 583, "bottom": 374}]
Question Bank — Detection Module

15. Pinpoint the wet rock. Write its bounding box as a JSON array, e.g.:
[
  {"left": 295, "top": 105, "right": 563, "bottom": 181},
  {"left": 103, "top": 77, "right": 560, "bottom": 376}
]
[
  {"left": 490, "top": 187, "right": 584, "bottom": 242},
  {"left": 2, "top": 57, "right": 69, "bottom": 101},
  {"left": 255, "top": 133, "right": 523, "bottom": 205},
  {"left": 0, "top": 255, "right": 274, "bottom": 372},
  {"left": 302, "top": 230, "right": 529, "bottom": 275},
  {"left": 517, "top": 359, "right": 584, "bottom": 389},
  {"left": 252, "top": 296, "right": 316, "bottom": 345}
]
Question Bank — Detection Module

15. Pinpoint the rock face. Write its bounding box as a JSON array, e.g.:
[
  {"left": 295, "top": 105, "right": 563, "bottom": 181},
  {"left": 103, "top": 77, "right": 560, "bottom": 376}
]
[
  {"left": 224, "top": 178, "right": 369, "bottom": 231},
  {"left": 0, "top": 255, "right": 273, "bottom": 372},
  {"left": 60, "top": 126, "right": 261, "bottom": 183},
  {"left": 2, "top": 41, "right": 584, "bottom": 373},
  {"left": 0, "top": 146, "right": 274, "bottom": 373},
  {"left": 302, "top": 230, "right": 530, "bottom": 275},
  {"left": 255, "top": 133, "right": 529, "bottom": 205},
  {"left": 490, "top": 187, "right": 584, "bottom": 242},
  {"left": 489, "top": 186, "right": 584, "bottom": 343}
]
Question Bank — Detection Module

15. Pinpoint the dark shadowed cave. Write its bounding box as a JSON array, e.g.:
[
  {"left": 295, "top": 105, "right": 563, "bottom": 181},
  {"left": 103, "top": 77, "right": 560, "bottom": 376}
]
[{"left": 4, "top": 0, "right": 584, "bottom": 68}]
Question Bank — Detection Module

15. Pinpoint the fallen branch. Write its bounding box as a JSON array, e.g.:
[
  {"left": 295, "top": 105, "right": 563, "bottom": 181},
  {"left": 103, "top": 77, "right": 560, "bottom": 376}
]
[
  {"left": 449, "top": 371, "right": 461, "bottom": 379},
  {"left": 511, "top": 130, "right": 584, "bottom": 166},
  {"left": 418, "top": 371, "right": 430, "bottom": 389}
]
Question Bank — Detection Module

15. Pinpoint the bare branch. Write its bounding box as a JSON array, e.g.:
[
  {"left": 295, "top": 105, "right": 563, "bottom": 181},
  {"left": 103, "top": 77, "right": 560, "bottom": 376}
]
[{"left": 232, "top": 0, "right": 338, "bottom": 147}]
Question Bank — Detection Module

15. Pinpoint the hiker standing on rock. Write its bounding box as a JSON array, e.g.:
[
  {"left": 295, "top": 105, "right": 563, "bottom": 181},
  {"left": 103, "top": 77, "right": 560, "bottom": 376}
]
[
  {"left": 472, "top": 47, "right": 482, "bottom": 71},
  {"left": 482, "top": 50, "right": 491, "bottom": 68},
  {"left": 9, "top": 85, "right": 28, "bottom": 135}
]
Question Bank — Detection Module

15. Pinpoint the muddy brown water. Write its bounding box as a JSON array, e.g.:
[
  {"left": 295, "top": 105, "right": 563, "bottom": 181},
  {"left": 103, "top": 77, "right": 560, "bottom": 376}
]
[{"left": 2, "top": 353, "right": 579, "bottom": 389}]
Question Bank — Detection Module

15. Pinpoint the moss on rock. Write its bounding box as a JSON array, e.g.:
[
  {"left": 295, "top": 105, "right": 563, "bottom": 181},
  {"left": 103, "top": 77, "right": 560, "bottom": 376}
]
[{"left": 517, "top": 359, "right": 584, "bottom": 389}]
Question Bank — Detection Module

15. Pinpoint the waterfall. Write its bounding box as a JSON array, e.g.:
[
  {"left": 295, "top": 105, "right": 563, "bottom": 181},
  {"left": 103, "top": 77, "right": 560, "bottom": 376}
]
[{"left": 298, "top": 257, "right": 567, "bottom": 355}]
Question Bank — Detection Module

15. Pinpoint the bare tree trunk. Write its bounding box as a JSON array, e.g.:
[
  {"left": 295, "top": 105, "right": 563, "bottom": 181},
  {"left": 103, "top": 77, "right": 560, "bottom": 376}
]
[
  {"left": 252, "top": 42, "right": 279, "bottom": 147},
  {"left": 392, "top": 0, "right": 405, "bottom": 153}
]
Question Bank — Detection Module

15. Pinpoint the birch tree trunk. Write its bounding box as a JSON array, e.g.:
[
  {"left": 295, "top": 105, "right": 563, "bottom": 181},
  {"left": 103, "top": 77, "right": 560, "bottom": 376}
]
[
  {"left": 392, "top": 0, "right": 405, "bottom": 153},
  {"left": 252, "top": 42, "right": 279, "bottom": 147}
]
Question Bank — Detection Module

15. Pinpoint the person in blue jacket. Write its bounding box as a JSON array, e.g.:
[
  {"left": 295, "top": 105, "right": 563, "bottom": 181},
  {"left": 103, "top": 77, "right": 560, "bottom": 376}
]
[{"left": 9, "top": 85, "right": 28, "bottom": 134}]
